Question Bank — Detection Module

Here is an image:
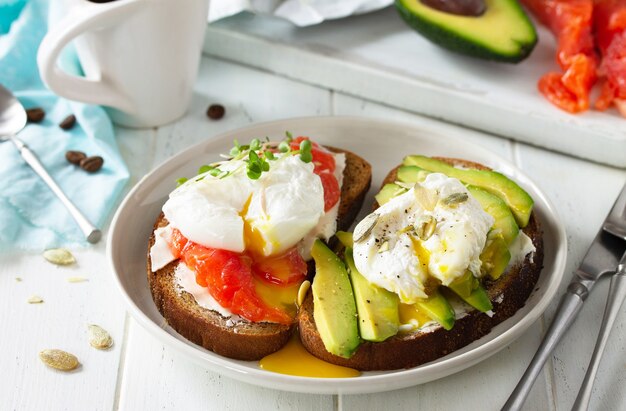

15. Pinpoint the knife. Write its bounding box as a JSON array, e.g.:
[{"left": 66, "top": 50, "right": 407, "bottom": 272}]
[{"left": 502, "top": 182, "right": 626, "bottom": 411}]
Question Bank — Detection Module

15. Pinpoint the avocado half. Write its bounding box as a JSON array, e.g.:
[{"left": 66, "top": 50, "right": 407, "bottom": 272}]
[{"left": 396, "top": 0, "right": 537, "bottom": 63}]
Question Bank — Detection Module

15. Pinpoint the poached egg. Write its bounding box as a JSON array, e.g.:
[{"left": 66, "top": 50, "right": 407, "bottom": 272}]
[
  {"left": 152, "top": 150, "right": 346, "bottom": 271},
  {"left": 353, "top": 173, "right": 494, "bottom": 304}
]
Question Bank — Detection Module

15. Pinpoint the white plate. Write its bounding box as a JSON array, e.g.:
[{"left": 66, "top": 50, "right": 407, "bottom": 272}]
[{"left": 107, "top": 116, "right": 567, "bottom": 395}]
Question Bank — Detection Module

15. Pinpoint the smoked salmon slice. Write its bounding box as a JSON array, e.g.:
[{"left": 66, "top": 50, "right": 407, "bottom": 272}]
[
  {"left": 594, "top": 0, "right": 626, "bottom": 116},
  {"left": 522, "top": 0, "right": 598, "bottom": 113}
]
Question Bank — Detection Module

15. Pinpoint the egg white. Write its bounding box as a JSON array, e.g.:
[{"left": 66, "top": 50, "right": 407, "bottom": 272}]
[{"left": 162, "top": 153, "right": 334, "bottom": 258}]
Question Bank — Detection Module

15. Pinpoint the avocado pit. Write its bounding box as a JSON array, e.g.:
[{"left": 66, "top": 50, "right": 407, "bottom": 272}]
[{"left": 420, "top": 0, "right": 486, "bottom": 16}]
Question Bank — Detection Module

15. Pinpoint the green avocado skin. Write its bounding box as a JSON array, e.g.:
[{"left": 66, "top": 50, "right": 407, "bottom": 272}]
[{"left": 395, "top": 0, "right": 537, "bottom": 63}]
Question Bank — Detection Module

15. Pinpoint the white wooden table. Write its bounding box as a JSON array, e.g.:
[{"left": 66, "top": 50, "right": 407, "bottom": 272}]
[{"left": 2, "top": 48, "right": 626, "bottom": 411}]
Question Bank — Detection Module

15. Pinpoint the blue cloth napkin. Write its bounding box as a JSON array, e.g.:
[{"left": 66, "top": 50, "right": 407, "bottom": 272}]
[{"left": 0, "top": 0, "right": 130, "bottom": 252}]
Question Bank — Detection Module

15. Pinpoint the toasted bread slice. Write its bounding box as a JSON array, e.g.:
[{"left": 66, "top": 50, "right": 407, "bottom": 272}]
[
  {"left": 147, "top": 147, "right": 371, "bottom": 361},
  {"left": 298, "top": 158, "right": 544, "bottom": 370}
]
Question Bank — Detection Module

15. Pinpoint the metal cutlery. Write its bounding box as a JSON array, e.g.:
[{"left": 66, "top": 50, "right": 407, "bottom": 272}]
[
  {"left": 503, "top": 182, "right": 626, "bottom": 411},
  {"left": 0, "top": 84, "right": 101, "bottom": 243},
  {"left": 572, "top": 250, "right": 626, "bottom": 411}
]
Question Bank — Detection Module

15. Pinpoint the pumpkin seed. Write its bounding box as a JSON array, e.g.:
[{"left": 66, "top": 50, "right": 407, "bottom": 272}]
[
  {"left": 354, "top": 213, "right": 379, "bottom": 243},
  {"left": 413, "top": 184, "right": 438, "bottom": 211},
  {"left": 441, "top": 192, "right": 469, "bottom": 207},
  {"left": 15, "top": 277, "right": 22, "bottom": 282},
  {"left": 378, "top": 240, "right": 390, "bottom": 253},
  {"left": 67, "top": 277, "right": 88, "bottom": 283},
  {"left": 87, "top": 324, "right": 113, "bottom": 350},
  {"left": 413, "top": 215, "right": 437, "bottom": 241},
  {"left": 39, "top": 349, "right": 79, "bottom": 371},
  {"left": 43, "top": 248, "right": 76, "bottom": 266},
  {"left": 27, "top": 295, "right": 44, "bottom": 304},
  {"left": 296, "top": 280, "right": 311, "bottom": 307},
  {"left": 397, "top": 225, "right": 415, "bottom": 235}
]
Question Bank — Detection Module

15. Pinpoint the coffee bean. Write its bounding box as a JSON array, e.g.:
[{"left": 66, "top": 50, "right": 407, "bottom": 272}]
[
  {"left": 80, "top": 156, "right": 104, "bottom": 173},
  {"left": 206, "top": 104, "right": 225, "bottom": 120},
  {"left": 26, "top": 108, "right": 45, "bottom": 123},
  {"left": 65, "top": 150, "right": 87, "bottom": 165},
  {"left": 59, "top": 115, "right": 76, "bottom": 130}
]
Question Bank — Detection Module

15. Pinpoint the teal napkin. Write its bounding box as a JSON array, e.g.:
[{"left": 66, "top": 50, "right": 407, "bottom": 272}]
[{"left": 0, "top": 0, "right": 130, "bottom": 252}]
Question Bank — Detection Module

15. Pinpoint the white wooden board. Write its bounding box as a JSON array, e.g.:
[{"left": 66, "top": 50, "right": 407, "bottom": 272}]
[{"left": 203, "top": 7, "right": 626, "bottom": 168}]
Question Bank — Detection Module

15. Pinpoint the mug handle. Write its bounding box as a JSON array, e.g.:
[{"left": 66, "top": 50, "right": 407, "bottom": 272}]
[{"left": 37, "top": 0, "right": 144, "bottom": 112}]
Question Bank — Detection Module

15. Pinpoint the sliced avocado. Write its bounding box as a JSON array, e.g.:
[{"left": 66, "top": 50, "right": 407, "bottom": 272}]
[
  {"left": 311, "top": 240, "right": 360, "bottom": 358},
  {"left": 395, "top": 0, "right": 537, "bottom": 63},
  {"left": 395, "top": 165, "right": 521, "bottom": 243},
  {"left": 415, "top": 289, "right": 455, "bottom": 330},
  {"left": 375, "top": 183, "right": 408, "bottom": 206},
  {"left": 459, "top": 283, "right": 493, "bottom": 312},
  {"left": 481, "top": 234, "right": 511, "bottom": 280},
  {"left": 335, "top": 231, "right": 353, "bottom": 249},
  {"left": 403, "top": 155, "right": 533, "bottom": 227},
  {"left": 447, "top": 271, "right": 493, "bottom": 312},
  {"left": 344, "top": 249, "right": 400, "bottom": 342},
  {"left": 467, "top": 185, "right": 519, "bottom": 245},
  {"left": 397, "top": 165, "right": 431, "bottom": 183},
  {"left": 447, "top": 270, "right": 478, "bottom": 298}
]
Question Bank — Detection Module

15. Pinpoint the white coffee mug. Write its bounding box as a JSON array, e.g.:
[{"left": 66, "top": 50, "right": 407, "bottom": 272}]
[{"left": 38, "top": 0, "right": 209, "bottom": 128}]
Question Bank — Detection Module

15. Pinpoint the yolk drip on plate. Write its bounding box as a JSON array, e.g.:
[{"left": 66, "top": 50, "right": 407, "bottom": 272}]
[{"left": 260, "top": 334, "right": 360, "bottom": 378}]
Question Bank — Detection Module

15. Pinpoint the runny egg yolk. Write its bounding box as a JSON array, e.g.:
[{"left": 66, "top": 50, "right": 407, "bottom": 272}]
[
  {"left": 398, "top": 303, "right": 433, "bottom": 327},
  {"left": 239, "top": 195, "right": 302, "bottom": 317},
  {"left": 240, "top": 195, "right": 280, "bottom": 257},
  {"left": 253, "top": 278, "right": 300, "bottom": 318},
  {"left": 409, "top": 236, "right": 431, "bottom": 272}
]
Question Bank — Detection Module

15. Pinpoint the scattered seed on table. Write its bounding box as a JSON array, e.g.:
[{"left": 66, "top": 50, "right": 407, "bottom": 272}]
[
  {"left": 87, "top": 324, "right": 113, "bottom": 350},
  {"left": 27, "top": 295, "right": 44, "bottom": 304},
  {"left": 79, "top": 156, "right": 104, "bottom": 173},
  {"left": 206, "top": 104, "right": 225, "bottom": 120},
  {"left": 59, "top": 114, "right": 76, "bottom": 130},
  {"left": 67, "top": 277, "right": 88, "bottom": 283},
  {"left": 43, "top": 248, "right": 76, "bottom": 266},
  {"left": 65, "top": 150, "right": 87, "bottom": 165},
  {"left": 26, "top": 107, "right": 45, "bottom": 123},
  {"left": 39, "top": 349, "right": 79, "bottom": 371}
]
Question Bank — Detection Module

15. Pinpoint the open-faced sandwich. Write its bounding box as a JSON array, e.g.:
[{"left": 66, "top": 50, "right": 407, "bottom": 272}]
[
  {"left": 147, "top": 135, "right": 371, "bottom": 360},
  {"left": 298, "top": 155, "right": 543, "bottom": 370}
]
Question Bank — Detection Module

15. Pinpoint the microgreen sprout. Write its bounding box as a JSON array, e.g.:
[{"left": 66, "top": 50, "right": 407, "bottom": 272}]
[
  {"left": 278, "top": 141, "right": 290, "bottom": 153},
  {"left": 249, "top": 138, "right": 262, "bottom": 151},
  {"left": 176, "top": 134, "right": 313, "bottom": 186},
  {"left": 299, "top": 139, "right": 312, "bottom": 163},
  {"left": 176, "top": 177, "right": 188, "bottom": 187},
  {"left": 264, "top": 150, "right": 275, "bottom": 160},
  {"left": 198, "top": 164, "right": 214, "bottom": 174}
]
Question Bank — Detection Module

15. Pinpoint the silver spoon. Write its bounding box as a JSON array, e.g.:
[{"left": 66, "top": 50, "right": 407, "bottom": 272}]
[{"left": 0, "top": 84, "right": 101, "bottom": 243}]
